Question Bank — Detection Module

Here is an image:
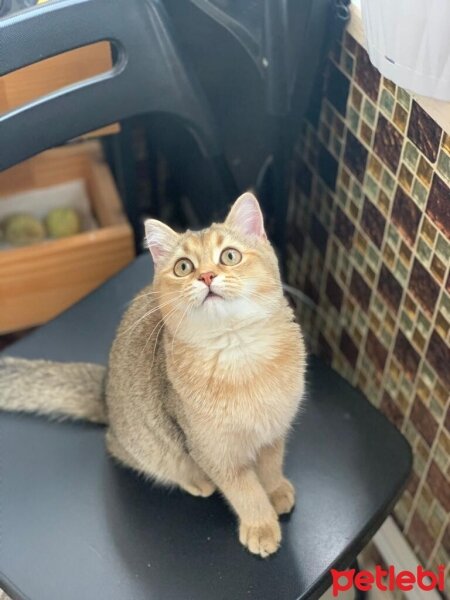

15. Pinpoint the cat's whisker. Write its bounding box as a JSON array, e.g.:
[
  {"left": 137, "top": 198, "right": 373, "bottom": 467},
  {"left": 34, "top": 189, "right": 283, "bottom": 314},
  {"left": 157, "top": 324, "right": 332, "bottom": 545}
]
[
  {"left": 170, "top": 302, "right": 193, "bottom": 359},
  {"left": 119, "top": 296, "right": 180, "bottom": 337},
  {"left": 142, "top": 300, "right": 182, "bottom": 359}
]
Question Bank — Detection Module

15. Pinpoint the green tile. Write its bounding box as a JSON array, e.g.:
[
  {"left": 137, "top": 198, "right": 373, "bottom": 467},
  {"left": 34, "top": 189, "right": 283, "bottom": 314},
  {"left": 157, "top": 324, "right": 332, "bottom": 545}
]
[
  {"left": 400, "top": 311, "right": 414, "bottom": 334},
  {"left": 430, "top": 397, "right": 444, "bottom": 420},
  {"left": 352, "top": 180, "right": 362, "bottom": 200},
  {"left": 364, "top": 173, "right": 378, "bottom": 201},
  {"left": 367, "top": 244, "right": 379, "bottom": 269},
  {"left": 412, "top": 178, "right": 428, "bottom": 208},
  {"left": 332, "top": 137, "right": 342, "bottom": 158},
  {"left": 440, "top": 292, "right": 450, "bottom": 321},
  {"left": 435, "top": 233, "right": 450, "bottom": 262},
  {"left": 380, "top": 329, "right": 392, "bottom": 347},
  {"left": 381, "top": 169, "right": 396, "bottom": 194},
  {"left": 343, "top": 52, "right": 354, "bottom": 77},
  {"left": 417, "top": 238, "right": 433, "bottom": 263},
  {"left": 387, "top": 224, "right": 400, "bottom": 248},
  {"left": 421, "top": 362, "right": 436, "bottom": 387},
  {"left": 403, "top": 140, "right": 419, "bottom": 171},
  {"left": 380, "top": 88, "right": 395, "bottom": 117},
  {"left": 337, "top": 186, "right": 347, "bottom": 205},
  {"left": 348, "top": 106, "right": 359, "bottom": 134},
  {"left": 362, "top": 98, "right": 377, "bottom": 126},
  {"left": 395, "top": 260, "right": 409, "bottom": 285},
  {"left": 397, "top": 87, "right": 411, "bottom": 110},
  {"left": 437, "top": 149, "right": 450, "bottom": 183},
  {"left": 417, "top": 312, "right": 431, "bottom": 336}
]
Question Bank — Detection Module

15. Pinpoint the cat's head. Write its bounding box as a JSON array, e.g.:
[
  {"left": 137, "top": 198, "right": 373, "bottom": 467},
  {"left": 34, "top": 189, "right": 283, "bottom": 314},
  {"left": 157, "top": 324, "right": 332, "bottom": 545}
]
[{"left": 144, "top": 193, "right": 283, "bottom": 335}]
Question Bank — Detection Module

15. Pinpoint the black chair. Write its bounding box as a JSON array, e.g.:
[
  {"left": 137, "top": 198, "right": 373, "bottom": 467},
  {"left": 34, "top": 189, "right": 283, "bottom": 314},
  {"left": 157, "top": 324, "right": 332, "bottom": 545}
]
[{"left": 0, "top": 1, "right": 411, "bottom": 598}]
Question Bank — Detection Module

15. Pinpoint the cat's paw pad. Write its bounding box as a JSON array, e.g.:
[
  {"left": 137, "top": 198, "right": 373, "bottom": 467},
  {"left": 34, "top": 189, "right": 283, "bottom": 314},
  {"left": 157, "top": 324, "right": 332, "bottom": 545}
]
[
  {"left": 183, "top": 478, "right": 216, "bottom": 498},
  {"left": 270, "top": 478, "right": 295, "bottom": 515},
  {"left": 239, "top": 519, "right": 281, "bottom": 558}
]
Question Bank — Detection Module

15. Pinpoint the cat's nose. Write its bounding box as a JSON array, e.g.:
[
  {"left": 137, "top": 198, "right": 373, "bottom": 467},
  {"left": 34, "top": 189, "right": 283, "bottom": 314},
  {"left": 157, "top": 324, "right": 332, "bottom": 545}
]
[{"left": 198, "top": 271, "right": 216, "bottom": 287}]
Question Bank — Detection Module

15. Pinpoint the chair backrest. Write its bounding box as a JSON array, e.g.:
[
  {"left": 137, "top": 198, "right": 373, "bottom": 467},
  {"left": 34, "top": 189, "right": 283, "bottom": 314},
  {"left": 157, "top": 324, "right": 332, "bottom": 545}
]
[{"left": 0, "top": 0, "right": 221, "bottom": 171}]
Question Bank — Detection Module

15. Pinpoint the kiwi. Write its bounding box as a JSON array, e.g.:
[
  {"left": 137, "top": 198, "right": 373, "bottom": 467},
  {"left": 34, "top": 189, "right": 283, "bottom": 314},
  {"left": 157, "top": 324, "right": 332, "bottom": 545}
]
[
  {"left": 45, "top": 207, "right": 81, "bottom": 239},
  {"left": 3, "top": 213, "right": 46, "bottom": 246}
]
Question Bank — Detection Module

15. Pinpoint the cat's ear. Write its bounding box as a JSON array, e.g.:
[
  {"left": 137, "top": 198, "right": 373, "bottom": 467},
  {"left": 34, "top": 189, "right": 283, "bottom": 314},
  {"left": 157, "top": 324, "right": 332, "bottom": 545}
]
[
  {"left": 144, "top": 219, "right": 179, "bottom": 266},
  {"left": 225, "top": 192, "right": 266, "bottom": 239}
]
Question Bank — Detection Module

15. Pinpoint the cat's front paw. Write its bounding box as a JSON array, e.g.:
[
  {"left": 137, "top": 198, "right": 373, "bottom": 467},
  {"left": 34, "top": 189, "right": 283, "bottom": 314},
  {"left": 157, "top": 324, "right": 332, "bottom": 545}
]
[
  {"left": 182, "top": 478, "right": 216, "bottom": 498},
  {"left": 269, "top": 478, "right": 295, "bottom": 515},
  {"left": 239, "top": 518, "right": 281, "bottom": 558}
]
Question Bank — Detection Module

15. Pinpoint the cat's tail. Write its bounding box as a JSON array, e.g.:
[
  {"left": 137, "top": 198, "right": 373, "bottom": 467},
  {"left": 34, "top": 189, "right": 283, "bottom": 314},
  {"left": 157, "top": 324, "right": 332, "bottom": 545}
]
[{"left": 0, "top": 356, "right": 107, "bottom": 424}]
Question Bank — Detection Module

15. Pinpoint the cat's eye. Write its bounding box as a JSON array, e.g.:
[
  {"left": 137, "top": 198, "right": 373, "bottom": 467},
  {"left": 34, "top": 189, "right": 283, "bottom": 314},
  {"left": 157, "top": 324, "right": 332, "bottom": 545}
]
[
  {"left": 220, "top": 247, "right": 242, "bottom": 266},
  {"left": 174, "top": 258, "right": 194, "bottom": 277}
]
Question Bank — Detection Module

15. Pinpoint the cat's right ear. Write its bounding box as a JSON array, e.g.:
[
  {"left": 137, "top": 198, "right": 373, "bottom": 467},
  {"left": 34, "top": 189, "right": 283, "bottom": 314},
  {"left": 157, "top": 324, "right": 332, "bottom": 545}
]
[{"left": 144, "top": 219, "right": 179, "bottom": 266}]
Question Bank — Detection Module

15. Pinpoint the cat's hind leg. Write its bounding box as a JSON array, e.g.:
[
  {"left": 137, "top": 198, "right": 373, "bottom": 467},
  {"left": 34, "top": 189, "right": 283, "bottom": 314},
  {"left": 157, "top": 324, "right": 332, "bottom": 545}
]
[{"left": 105, "top": 428, "right": 215, "bottom": 498}]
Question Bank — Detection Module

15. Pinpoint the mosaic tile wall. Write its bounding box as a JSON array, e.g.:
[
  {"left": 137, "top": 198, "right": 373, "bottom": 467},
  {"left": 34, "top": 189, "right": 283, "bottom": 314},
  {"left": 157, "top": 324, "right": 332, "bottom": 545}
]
[{"left": 287, "top": 30, "right": 450, "bottom": 583}]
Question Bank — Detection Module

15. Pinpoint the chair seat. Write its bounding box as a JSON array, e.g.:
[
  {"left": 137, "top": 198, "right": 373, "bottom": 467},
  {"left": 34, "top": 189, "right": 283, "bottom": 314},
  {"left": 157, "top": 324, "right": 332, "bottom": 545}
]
[{"left": 0, "top": 255, "right": 411, "bottom": 600}]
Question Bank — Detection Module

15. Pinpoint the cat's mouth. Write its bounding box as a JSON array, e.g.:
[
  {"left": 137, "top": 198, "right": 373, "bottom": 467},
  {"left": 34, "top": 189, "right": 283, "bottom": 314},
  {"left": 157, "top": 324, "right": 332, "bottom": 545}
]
[{"left": 203, "top": 290, "right": 222, "bottom": 303}]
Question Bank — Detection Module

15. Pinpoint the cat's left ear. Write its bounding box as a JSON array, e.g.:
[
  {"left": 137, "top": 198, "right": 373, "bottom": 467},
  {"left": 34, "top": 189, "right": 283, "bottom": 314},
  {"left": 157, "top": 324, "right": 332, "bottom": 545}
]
[{"left": 225, "top": 192, "right": 266, "bottom": 239}]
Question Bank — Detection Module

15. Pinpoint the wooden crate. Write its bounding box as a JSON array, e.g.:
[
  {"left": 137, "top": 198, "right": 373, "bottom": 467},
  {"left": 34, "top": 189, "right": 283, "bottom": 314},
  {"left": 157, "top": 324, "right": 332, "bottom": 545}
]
[
  {"left": 0, "top": 142, "right": 135, "bottom": 333},
  {"left": 0, "top": 42, "right": 119, "bottom": 139}
]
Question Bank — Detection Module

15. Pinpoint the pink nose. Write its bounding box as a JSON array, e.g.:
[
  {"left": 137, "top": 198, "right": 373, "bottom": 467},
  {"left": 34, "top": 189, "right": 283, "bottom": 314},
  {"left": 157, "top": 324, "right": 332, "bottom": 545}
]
[{"left": 198, "top": 271, "right": 216, "bottom": 287}]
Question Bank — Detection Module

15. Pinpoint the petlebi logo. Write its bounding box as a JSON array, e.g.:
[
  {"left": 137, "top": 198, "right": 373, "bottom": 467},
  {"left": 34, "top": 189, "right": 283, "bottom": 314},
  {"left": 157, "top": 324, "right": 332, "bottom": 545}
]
[{"left": 330, "top": 564, "right": 446, "bottom": 596}]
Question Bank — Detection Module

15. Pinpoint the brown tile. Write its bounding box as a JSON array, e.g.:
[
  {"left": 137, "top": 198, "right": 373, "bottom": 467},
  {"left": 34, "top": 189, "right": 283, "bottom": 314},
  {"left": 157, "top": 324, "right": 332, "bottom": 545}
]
[
  {"left": 391, "top": 186, "right": 422, "bottom": 246},
  {"left": 325, "top": 273, "right": 343, "bottom": 311},
  {"left": 417, "top": 156, "right": 434, "bottom": 187},
  {"left": 374, "top": 114, "right": 404, "bottom": 174},
  {"left": 398, "top": 164, "right": 414, "bottom": 192},
  {"left": 378, "top": 189, "right": 390, "bottom": 214},
  {"left": 368, "top": 155, "right": 382, "bottom": 180},
  {"left": 443, "top": 133, "right": 450, "bottom": 154},
  {"left": 380, "top": 391, "right": 404, "bottom": 429},
  {"left": 426, "top": 331, "right": 450, "bottom": 389},
  {"left": 394, "top": 330, "right": 420, "bottom": 380},
  {"left": 351, "top": 85, "right": 362, "bottom": 111},
  {"left": 426, "top": 462, "right": 450, "bottom": 512},
  {"left": 409, "top": 259, "right": 440, "bottom": 316},
  {"left": 383, "top": 77, "right": 396, "bottom": 95},
  {"left": 408, "top": 511, "right": 436, "bottom": 556},
  {"left": 406, "top": 471, "right": 420, "bottom": 496},
  {"left": 410, "top": 396, "right": 439, "bottom": 447},
  {"left": 350, "top": 268, "right": 372, "bottom": 311},
  {"left": 378, "top": 264, "right": 403, "bottom": 312},
  {"left": 344, "top": 32, "right": 357, "bottom": 55},
  {"left": 393, "top": 103, "right": 408, "bottom": 134},
  {"left": 339, "top": 330, "right": 359, "bottom": 368},
  {"left": 360, "top": 121, "right": 373, "bottom": 146},
  {"left": 430, "top": 255, "right": 446, "bottom": 284},
  {"left": 355, "top": 45, "right": 381, "bottom": 102},
  {"left": 421, "top": 217, "right": 438, "bottom": 246},
  {"left": 426, "top": 174, "right": 450, "bottom": 239},
  {"left": 365, "top": 329, "right": 388, "bottom": 373},
  {"left": 399, "top": 241, "right": 412, "bottom": 265},
  {"left": 344, "top": 131, "right": 368, "bottom": 182},
  {"left": 407, "top": 101, "right": 442, "bottom": 163},
  {"left": 334, "top": 206, "right": 355, "bottom": 250},
  {"left": 361, "top": 196, "right": 386, "bottom": 248}
]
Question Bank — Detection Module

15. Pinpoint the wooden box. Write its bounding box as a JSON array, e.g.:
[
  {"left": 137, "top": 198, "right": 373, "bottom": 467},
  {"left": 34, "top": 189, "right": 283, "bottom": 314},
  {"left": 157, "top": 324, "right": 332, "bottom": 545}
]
[{"left": 0, "top": 143, "right": 135, "bottom": 333}]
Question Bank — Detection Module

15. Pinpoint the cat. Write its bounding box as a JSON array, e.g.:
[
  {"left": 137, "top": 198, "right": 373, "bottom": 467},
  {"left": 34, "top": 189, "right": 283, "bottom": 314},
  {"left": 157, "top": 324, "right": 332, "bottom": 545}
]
[{"left": 0, "top": 192, "right": 306, "bottom": 557}]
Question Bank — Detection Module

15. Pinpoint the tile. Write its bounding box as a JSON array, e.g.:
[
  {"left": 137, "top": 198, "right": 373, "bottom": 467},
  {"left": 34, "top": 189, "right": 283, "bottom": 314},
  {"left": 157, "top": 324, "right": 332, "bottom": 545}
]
[
  {"left": 417, "top": 238, "right": 433, "bottom": 265},
  {"left": 362, "top": 98, "right": 377, "bottom": 127},
  {"left": 350, "top": 85, "right": 362, "bottom": 111},
  {"left": 367, "top": 155, "right": 382, "bottom": 181},
  {"left": 397, "top": 87, "right": 411, "bottom": 111},
  {"left": 426, "top": 461, "right": 450, "bottom": 512},
  {"left": 403, "top": 140, "right": 420, "bottom": 171},
  {"left": 409, "top": 259, "right": 440, "bottom": 316},
  {"left": 355, "top": 45, "right": 381, "bottom": 102},
  {"left": 374, "top": 114, "right": 404, "bottom": 174},
  {"left": 420, "top": 217, "right": 437, "bottom": 246},
  {"left": 417, "top": 156, "right": 434, "bottom": 187},
  {"left": 364, "top": 173, "right": 378, "bottom": 202},
  {"left": 393, "top": 103, "right": 408, "bottom": 134},
  {"left": 310, "top": 214, "right": 329, "bottom": 254},
  {"left": 350, "top": 268, "right": 372, "bottom": 311},
  {"left": 378, "top": 265, "right": 403, "bottom": 313},
  {"left": 407, "top": 101, "right": 443, "bottom": 163},
  {"left": 380, "top": 88, "right": 395, "bottom": 118},
  {"left": 326, "top": 62, "right": 350, "bottom": 117},
  {"left": 365, "top": 329, "right": 388, "bottom": 373},
  {"left": 410, "top": 397, "right": 439, "bottom": 447},
  {"left": 437, "top": 149, "right": 450, "bottom": 183},
  {"left": 426, "top": 331, "right": 450, "bottom": 388},
  {"left": 360, "top": 121, "right": 373, "bottom": 147},
  {"left": 361, "top": 196, "right": 386, "bottom": 248},
  {"left": 443, "top": 133, "right": 450, "bottom": 153},
  {"left": 381, "top": 169, "right": 396, "bottom": 195},
  {"left": 394, "top": 330, "right": 421, "bottom": 380},
  {"left": 344, "top": 31, "right": 357, "bottom": 54},
  {"left": 318, "top": 143, "right": 339, "bottom": 191},
  {"left": 412, "top": 179, "right": 428, "bottom": 209},
  {"left": 348, "top": 107, "right": 360, "bottom": 134},
  {"left": 325, "top": 273, "right": 343, "bottom": 311},
  {"left": 435, "top": 233, "right": 450, "bottom": 263},
  {"left": 339, "top": 330, "right": 359, "bottom": 368},
  {"left": 426, "top": 174, "right": 450, "bottom": 239},
  {"left": 391, "top": 186, "right": 422, "bottom": 246},
  {"left": 380, "top": 392, "right": 404, "bottom": 429},
  {"left": 430, "top": 254, "right": 446, "bottom": 284},
  {"left": 334, "top": 206, "right": 355, "bottom": 250},
  {"left": 398, "top": 164, "right": 414, "bottom": 193},
  {"left": 344, "top": 131, "right": 368, "bottom": 183},
  {"left": 383, "top": 77, "right": 396, "bottom": 95},
  {"left": 378, "top": 189, "right": 390, "bottom": 214}
]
